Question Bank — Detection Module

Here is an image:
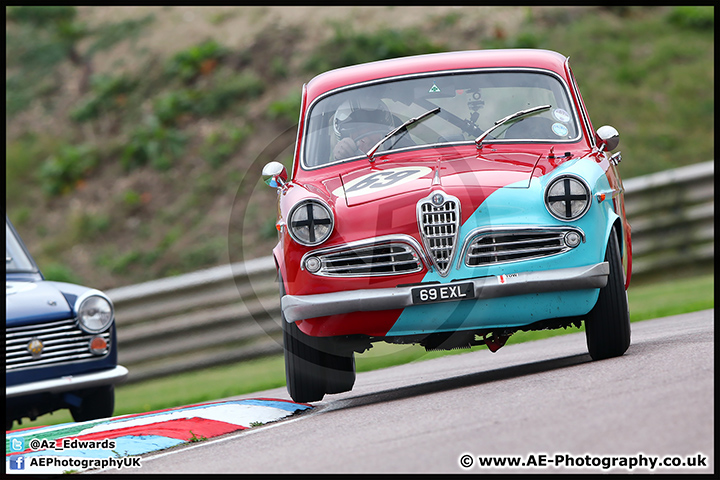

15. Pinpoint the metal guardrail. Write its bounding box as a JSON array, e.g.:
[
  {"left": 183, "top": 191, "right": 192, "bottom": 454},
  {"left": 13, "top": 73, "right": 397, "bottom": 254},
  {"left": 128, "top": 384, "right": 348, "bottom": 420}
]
[
  {"left": 108, "top": 161, "right": 714, "bottom": 384},
  {"left": 109, "top": 257, "right": 280, "bottom": 383},
  {"left": 623, "top": 161, "right": 714, "bottom": 274}
]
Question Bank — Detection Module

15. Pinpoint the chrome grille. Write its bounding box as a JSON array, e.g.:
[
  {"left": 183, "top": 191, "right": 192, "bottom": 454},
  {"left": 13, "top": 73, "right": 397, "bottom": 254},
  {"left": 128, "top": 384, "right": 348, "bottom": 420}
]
[
  {"left": 6, "top": 318, "right": 111, "bottom": 371},
  {"left": 463, "top": 227, "right": 584, "bottom": 266},
  {"left": 417, "top": 192, "right": 460, "bottom": 277},
  {"left": 303, "top": 236, "right": 425, "bottom": 277}
]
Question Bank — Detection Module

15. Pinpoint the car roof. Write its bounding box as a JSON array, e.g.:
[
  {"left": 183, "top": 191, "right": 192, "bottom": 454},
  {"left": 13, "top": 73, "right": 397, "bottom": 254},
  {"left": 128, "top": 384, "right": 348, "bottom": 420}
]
[{"left": 305, "top": 49, "right": 570, "bottom": 101}]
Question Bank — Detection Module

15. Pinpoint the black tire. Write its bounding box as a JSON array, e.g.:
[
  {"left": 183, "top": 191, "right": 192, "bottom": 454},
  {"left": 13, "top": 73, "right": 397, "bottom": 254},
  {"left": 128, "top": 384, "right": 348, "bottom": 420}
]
[
  {"left": 280, "top": 273, "right": 356, "bottom": 402},
  {"left": 585, "top": 229, "right": 631, "bottom": 360},
  {"left": 283, "top": 318, "right": 328, "bottom": 403},
  {"left": 280, "top": 273, "right": 327, "bottom": 403},
  {"left": 324, "top": 349, "right": 356, "bottom": 395},
  {"left": 70, "top": 385, "right": 115, "bottom": 422}
]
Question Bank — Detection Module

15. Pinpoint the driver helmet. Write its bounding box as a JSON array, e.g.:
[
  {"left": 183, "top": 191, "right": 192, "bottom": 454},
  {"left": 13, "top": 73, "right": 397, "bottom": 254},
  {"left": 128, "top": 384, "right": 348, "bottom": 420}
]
[{"left": 333, "top": 98, "right": 394, "bottom": 141}]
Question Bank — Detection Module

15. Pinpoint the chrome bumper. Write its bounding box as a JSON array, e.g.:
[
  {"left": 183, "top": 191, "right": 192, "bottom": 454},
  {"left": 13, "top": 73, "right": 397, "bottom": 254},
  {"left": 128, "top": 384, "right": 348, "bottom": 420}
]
[
  {"left": 282, "top": 262, "right": 608, "bottom": 323},
  {"left": 6, "top": 365, "right": 129, "bottom": 398}
]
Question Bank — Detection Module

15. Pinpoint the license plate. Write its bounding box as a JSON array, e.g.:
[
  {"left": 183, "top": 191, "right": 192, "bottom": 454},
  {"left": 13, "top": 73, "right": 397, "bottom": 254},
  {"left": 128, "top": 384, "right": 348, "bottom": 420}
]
[{"left": 411, "top": 282, "right": 475, "bottom": 305}]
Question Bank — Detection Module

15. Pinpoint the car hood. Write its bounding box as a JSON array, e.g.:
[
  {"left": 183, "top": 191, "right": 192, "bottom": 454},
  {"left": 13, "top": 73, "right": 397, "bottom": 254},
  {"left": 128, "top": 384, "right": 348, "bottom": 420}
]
[
  {"left": 6, "top": 280, "right": 74, "bottom": 326},
  {"left": 333, "top": 150, "right": 542, "bottom": 207}
]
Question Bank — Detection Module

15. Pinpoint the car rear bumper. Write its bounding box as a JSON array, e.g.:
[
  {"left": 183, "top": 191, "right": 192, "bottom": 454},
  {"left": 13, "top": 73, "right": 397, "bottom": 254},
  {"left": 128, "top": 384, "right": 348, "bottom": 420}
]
[
  {"left": 6, "top": 365, "right": 129, "bottom": 398},
  {"left": 282, "top": 262, "right": 608, "bottom": 323}
]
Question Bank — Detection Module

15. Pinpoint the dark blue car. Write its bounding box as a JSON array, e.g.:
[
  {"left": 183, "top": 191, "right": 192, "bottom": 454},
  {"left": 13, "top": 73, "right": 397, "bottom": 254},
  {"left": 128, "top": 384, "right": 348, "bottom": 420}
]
[{"left": 6, "top": 217, "right": 128, "bottom": 430}]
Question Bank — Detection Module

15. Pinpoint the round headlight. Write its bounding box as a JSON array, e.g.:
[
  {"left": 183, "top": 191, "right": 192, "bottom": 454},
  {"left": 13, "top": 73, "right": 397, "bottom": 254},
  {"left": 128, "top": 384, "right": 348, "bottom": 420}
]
[
  {"left": 288, "top": 200, "right": 334, "bottom": 246},
  {"left": 545, "top": 175, "right": 591, "bottom": 221},
  {"left": 77, "top": 294, "right": 114, "bottom": 333}
]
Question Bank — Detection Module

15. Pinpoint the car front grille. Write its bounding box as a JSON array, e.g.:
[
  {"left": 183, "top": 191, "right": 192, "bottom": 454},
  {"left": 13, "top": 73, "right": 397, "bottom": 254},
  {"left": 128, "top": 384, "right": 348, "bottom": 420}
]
[
  {"left": 417, "top": 193, "right": 460, "bottom": 277},
  {"left": 463, "top": 227, "right": 584, "bottom": 266},
  {"left": 305, "top": 239, "right": 424, "bottom": 276},
  {"left": 6, "top": 318, "right": 110, "bottom": 371}
]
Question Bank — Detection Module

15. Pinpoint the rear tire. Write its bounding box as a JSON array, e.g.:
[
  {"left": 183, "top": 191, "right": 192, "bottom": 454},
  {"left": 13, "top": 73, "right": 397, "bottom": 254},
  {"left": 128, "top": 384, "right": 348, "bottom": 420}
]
[{"left": 585, "top": 229, "right": 631, "bottom": 360}]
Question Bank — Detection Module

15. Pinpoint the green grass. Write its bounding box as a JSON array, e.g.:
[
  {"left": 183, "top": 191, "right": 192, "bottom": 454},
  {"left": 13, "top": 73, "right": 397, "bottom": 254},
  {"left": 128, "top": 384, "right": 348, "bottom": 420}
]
[{"left": 12, "top": 272, "right": 713, "bottom": 430}]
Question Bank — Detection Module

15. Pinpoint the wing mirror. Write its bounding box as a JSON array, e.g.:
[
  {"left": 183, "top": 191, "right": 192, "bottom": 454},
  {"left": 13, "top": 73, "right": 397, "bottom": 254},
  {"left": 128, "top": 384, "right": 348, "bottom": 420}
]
[
  {"left": 596, "top": 125, "right": 620, "bottom": 152},
  {"left": 262, "top": 162, "right": 288, "bottom": 188}
]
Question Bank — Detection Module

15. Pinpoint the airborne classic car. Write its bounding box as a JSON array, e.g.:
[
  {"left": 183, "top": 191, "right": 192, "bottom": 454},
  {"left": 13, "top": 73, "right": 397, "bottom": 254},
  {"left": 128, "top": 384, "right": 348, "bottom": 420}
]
[
  {"left": 263, "top": 49, "right": 631, "bottom": 403},
  {"left": 6, "top": 217, "right": 128, "bottom": 429}
]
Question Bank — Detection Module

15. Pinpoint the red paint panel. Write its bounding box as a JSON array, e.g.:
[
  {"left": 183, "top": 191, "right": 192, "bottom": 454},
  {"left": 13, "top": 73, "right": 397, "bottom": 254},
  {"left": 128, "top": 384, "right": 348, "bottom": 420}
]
[{"left": 298, "top": 309, "right": 404, "bottom": 337}]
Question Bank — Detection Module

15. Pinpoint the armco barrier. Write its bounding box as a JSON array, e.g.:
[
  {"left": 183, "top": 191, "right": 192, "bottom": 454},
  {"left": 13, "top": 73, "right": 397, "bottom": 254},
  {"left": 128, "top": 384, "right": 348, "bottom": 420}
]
[
  {"left": 623, "top": 161, "right": 714, "bottom": 274},
  {"left": 108, "top": 160, "right": 714, "bottom": 383},
  {"left": 109, "top": 256, "right": 279, "bottom": 383}
]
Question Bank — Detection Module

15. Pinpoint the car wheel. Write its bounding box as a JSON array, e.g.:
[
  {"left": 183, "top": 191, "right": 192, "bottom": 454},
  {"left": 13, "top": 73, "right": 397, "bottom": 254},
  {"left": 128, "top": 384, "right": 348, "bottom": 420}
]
[
  {"left": 323, "top": 349, "right": 356, "bottom": 395},
  {"left": 69, "top": 385, "right": 115, "bottom": 422},
  {"left": 280, "top": 273, "right": 327, "bottom": 403},
  {"left": 585, "top": 228, "right": 631, "bottom": 360}
]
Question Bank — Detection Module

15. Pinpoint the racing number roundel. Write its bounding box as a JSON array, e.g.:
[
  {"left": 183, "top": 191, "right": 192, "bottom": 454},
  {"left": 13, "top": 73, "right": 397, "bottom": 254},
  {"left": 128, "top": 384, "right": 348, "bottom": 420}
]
[{"left": 334, "top": 167, "right": 432, "bottom": 199}]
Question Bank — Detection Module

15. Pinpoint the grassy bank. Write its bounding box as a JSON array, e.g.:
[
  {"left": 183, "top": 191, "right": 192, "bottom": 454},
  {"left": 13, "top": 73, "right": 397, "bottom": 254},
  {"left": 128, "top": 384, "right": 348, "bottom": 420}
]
[
  {"left": 6, "top": 6, "right": 714, "bottom": 291},
  {"left": 12, "top": 271, "right": 713, "bottom": 430}
]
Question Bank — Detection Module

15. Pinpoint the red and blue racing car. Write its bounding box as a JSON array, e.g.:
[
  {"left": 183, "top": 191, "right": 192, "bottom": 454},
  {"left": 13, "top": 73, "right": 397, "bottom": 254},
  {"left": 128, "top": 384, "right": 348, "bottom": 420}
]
[{"left": 263, "top": 49, "right": 631, "bottom": 402}]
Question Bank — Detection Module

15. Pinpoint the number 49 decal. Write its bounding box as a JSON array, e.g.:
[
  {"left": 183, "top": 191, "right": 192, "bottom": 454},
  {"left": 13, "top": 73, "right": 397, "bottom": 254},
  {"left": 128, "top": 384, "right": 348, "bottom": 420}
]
[{"left": 334, "top": 167, "right": 432, "bottom": 198}]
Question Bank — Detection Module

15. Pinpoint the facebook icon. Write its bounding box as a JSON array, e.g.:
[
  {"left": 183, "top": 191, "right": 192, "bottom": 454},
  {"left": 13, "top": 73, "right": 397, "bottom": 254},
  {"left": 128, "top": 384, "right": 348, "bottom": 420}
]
[{"left": 9, "top": 456, "right": 25, "bottom": 470}]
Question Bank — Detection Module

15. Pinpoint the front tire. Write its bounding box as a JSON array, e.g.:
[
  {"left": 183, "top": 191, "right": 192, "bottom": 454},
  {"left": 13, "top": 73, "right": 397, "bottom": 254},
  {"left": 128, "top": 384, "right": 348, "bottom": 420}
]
[
  {"left": 280, "top": 273, "right": 355, "bottom": 403},
  {"left": 585, "top": 229, "right": 631, "bottom": 360},
  {"left": 70, "top": 385, "right": 115, "bottom": 422},
  {"left": 283, "top": 318, "right": 327, "bottom": 403},
  {"left": 324, "top": 348, "right": 356, "bottom": 395}
]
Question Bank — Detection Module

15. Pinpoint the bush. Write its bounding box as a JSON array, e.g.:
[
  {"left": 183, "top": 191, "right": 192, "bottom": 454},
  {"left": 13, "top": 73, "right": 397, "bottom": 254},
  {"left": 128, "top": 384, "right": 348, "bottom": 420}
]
[
  {"left": 7, "top": 6, "right": 76, "bottom": 25},
  {"left": 70, "top": 212, "right": 111, "bottom": 241},
  {"left": 195, "top": 73, "right": 265, "bottom": 115},
  {"left": 153, "top": 90, "right": 196, "bottom": 125},
  {"left": 41, "top": 263, "right": 83, "bottom": 284},
  {"left": 166, "top": 40, "right": 228, "bottom": 83},
  {"left": 304, "top": 24, "right": 445, "bottom": 74},
  {"left": 70, "top": 74, "right": 138, "bottom": 123},
  {"left": 37, "top": 144, "right": 98, "bottom": 196},
  {"left": 121, "top": 116, "right": 188, "bottom": 171},
  {"left": 667, "top": 6, "right": 714, "bottom": 30},
  {"left": 266, "top": 91, "right": 301, "bottom": 124},
  {"left": 201, "top": 125, "right": 252, "bottom": 168},
  {"left": 154, "top": 73, "right": 264, "bottom": 126}
]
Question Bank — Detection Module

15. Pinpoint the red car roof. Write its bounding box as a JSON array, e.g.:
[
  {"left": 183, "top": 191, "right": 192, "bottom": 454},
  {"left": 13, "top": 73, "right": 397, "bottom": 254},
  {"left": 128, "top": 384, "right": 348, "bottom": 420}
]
[{"left": 305, "top": 49, "right": 570, "bottom": 101}]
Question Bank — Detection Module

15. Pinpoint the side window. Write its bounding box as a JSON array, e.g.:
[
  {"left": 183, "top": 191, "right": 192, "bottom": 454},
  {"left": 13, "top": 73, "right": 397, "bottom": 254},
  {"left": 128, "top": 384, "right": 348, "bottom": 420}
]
[{"left": 565, "top": 62, "right": 594, "bottom": 146}]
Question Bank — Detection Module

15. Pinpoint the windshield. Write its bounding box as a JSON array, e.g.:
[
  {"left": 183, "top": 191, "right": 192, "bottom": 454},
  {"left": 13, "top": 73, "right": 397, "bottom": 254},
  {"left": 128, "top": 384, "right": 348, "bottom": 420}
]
[
  {"left": 303, "top": 70, "right": 580, "bottom": 169},
  {"left": 6, "top": 221, "right": 38, "bottom": 273}
]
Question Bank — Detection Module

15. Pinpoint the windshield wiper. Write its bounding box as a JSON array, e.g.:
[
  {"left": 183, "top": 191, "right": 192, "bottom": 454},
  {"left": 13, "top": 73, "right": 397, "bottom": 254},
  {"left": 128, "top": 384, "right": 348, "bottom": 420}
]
[
  {"left": 366, "top": 107, "right": 441, "bottom": 162},
  {"left": 474, "top": 104, "right": 551, "bottom": 149}
]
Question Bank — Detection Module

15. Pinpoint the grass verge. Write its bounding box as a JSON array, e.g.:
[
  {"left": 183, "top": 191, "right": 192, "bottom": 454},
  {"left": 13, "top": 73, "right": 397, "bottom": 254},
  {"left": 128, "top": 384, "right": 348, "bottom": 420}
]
[{"left": 11, "top": 272, "right": 713, "bottom": 429}]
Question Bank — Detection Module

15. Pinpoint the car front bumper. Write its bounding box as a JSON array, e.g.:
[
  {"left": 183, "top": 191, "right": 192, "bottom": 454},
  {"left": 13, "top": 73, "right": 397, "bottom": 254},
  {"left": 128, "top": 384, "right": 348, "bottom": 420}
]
[
  {"left": 282, "top": 262, "right": 608, "bottom": 323},
  {"left": 6, "top": 365, "right": 129, "bottom": 398}
]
